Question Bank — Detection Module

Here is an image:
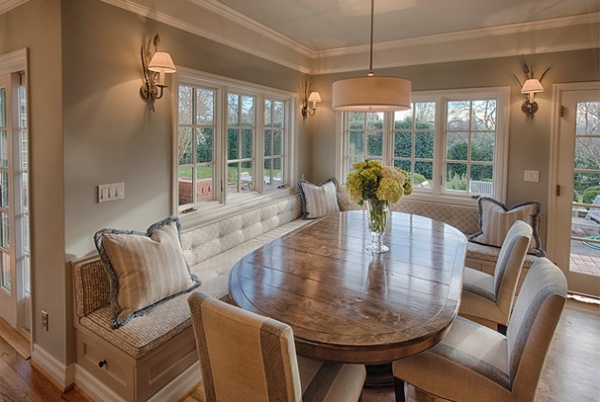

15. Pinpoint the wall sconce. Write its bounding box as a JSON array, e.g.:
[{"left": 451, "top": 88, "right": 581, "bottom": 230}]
[
  {"left": 513, "top": 64, "right": 550, "bottom": 119},
  {"left": 140, "top": 34, "right": 176, "bottom": 111},
  {"left": 301, "top": 81, "right": 321, "bottom": 118}
]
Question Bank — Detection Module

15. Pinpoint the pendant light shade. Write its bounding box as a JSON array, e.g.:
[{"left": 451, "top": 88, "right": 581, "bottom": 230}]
[
  {"left": 331, "top": 0, "right": 411, "bottom": 112},
  {"left": 332, "top": 76, "right": 411, "bottom": 111}
]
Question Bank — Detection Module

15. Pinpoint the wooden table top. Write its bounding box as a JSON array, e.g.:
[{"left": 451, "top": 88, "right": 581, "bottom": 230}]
[{"left": 229, "top": 210, "right": 467, "bottom": 364}]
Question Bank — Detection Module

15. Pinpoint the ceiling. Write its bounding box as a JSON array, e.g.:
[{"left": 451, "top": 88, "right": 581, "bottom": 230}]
[{"left": 210, "top": 0, "right": 600, "bottom": 51}]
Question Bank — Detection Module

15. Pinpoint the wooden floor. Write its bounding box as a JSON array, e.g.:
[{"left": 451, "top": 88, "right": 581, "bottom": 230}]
[{"left": 1, "top": 298, "right": 598, "bottom": 402}]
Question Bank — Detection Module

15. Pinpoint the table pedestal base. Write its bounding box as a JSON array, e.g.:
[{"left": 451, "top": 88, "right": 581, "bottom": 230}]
[{"left": 364, "top": 363, "right": 394, "bottom": 387}]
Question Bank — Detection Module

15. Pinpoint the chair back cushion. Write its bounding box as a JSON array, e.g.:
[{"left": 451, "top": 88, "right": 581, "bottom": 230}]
[
  {"left": 506, "top": 258, "right": 567, "bottom": 400},
  {"left": 188, "top": 291, "right": 302, "bottom": 402},
  {"left": 493, "top": 220, "right": 532, "bottom": 301}
]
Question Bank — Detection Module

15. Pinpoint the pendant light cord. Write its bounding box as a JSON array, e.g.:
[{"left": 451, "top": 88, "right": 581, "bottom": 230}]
[{"left": 368, "top": 0, "right": 374, "bottom": 76}]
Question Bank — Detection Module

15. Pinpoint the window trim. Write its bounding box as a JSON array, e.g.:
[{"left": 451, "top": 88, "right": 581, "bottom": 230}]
[
  {"left": 336, "top": 86, "right": 510, "bottom": 206},
  {"left": 172, "top": 67, "right": 299, "bottom": 227}
]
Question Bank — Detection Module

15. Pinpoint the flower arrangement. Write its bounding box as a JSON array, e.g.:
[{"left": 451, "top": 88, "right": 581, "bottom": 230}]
[
  {"left": 346, "top": 160, "right": 412, "bottom": 206},
  {"left": 346, "top": 160, "right": 412, "bottom": 253}
]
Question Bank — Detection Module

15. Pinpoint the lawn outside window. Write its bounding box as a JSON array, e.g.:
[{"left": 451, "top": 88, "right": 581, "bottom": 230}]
[{"left": 174, "top": 68, "right": 297, "bottom": 223}]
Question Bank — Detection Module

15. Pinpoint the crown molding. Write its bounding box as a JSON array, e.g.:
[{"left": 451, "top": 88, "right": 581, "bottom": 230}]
[
  {"left": 318, "top": 12, "right": 600, "bottom": 58},
  {"left": 187, "top": 0, "right": 314, "bottom": 58},
  {"left": 0, "top": 0, "right": 28, "bottom": 15},
  {"left": 312, "top": 12, "right": 600, "bottom": 74}
]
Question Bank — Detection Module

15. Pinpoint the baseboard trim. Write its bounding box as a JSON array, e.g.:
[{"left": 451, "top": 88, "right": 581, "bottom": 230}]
[
  {"left": 74, "top": 361, "right": 200, "bottom": 402},
  {"left": 75, "top": 364, "right": 126, "bottom": 402},
  {"left": 148, "top": 361, "right": 201, "bottom": 402},
  {"left": 31, "top": 345, "right": 75, "bottom": 390}
]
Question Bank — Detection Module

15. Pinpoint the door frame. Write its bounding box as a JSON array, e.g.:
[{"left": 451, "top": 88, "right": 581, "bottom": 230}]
[
  {"left": 547, "top": 81, "right": 600, "bottom": 294},
  {"left": 0, "top": 48, "right": 30, "bottom": 335}
]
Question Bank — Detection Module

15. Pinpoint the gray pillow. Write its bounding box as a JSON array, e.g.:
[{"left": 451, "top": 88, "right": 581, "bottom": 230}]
[
  {"left": 94, "top": 216, "right": 201, "bottom": 328},
  {"left": 468, "top": 197, "right": 545, "bottom": 256}
]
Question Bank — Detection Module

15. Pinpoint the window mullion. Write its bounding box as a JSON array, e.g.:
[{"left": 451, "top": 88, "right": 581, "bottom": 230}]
[
  {"left": 435, "top": 96, "right": 446, "bottom": 196},
  {"left": 220, "top": 88, "right": 229, "bottom": 204},
  {"left": 383, "top": 111, "right": 393, "bottom": 165},
  {"left": 255, "top": 94, "right": 265, "bottom": 193}
]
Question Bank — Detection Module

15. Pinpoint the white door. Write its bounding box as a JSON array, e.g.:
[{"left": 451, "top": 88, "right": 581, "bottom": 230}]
[
  {"left": 0, "top": 73, "right": 17, "bottom": 325},
  {"left": 548, "top": 84, "right": 600, "bottom": 298},
  {"left": 0, "top": 71, "right": 30, "bottom": 336}
]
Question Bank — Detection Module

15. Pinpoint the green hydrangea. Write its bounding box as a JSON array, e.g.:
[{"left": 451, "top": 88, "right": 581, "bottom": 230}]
[{"left": 345, "top": 159, "right": 412, "bottom": 205}]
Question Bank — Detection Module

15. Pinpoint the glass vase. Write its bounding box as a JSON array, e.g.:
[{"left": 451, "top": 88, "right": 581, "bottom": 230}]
[{"left": 365, "top": 198, "right": 389, "bottom": 253}]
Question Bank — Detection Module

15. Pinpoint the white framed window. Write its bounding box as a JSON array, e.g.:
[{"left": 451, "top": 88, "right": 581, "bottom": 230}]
[
  {"left": 174, "top": 68, "right": 297, "bottom": 220},
  {"left": 338, "top": 87, "right": 509, "bottom": 204}
]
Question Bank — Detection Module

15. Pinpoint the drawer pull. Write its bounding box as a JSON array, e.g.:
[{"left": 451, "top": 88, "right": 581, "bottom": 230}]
[{"left": 98, "top": 360, "right": 107, "bottom": 368}]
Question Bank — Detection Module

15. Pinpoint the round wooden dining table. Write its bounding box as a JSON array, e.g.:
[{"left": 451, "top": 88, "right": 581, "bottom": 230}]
[{"left": 229, "top": 210, "right": 466, "bottom": 369}]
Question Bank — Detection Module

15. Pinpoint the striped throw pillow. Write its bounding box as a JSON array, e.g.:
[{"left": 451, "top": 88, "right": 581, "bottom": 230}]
[
  {"left": 468, "top": 197, "right": 545, "bottom": 256},
  {"left": 298, "top": 178, "right": 340, "bottom": 219},
  {"left": 94, "top": 216, "right": 201, "bottom": 328}
]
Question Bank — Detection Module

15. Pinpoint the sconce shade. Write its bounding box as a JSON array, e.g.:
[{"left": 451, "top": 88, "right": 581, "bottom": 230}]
[
  {"left": 148, "top": 52, "right": 176, "bottom": 73},
  {"left": 308, "top": 91, "right": 322, "bottom": 103},
  {"left": 332, "top": 76, "right": 411, "bottom": 112},
  {"left": 521, "top": 79, "right": 544, "bottom": 94}
]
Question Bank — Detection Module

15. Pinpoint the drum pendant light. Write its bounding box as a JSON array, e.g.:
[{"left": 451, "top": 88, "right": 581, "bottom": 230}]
[{"left": 332, "top": 0, "right": 411, "bottom": 112}]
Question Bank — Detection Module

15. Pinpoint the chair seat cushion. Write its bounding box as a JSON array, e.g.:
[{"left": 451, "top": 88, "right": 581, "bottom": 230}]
[
  {"left": 393, "top": 316, "right": 511, "bottom": 402},
  {"left": 297, "top": 356, "right": 366, "bottom": 402}
]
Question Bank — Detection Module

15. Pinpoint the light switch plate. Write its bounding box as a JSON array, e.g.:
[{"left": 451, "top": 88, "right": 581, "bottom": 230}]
[
  {"left": 98, "top": 183, "right": 125, "bottom": 202},
  {"left": 524, "top": 170, "right": 539, "bottom": 183}
]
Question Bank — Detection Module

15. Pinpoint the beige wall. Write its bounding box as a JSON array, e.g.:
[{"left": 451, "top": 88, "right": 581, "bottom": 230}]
[{"left": 308, "top": 49, "right": 600, "bottom": 241}]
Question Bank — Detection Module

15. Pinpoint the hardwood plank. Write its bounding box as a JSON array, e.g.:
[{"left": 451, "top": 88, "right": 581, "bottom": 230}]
[{"left": 0, "top": 317, "right": 30, "bottom": 359}]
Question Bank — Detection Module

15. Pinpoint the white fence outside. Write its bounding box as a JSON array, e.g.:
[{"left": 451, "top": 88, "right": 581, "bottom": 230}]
[{"left": 469, "top": 180, "right": 493, "bottom": 195}]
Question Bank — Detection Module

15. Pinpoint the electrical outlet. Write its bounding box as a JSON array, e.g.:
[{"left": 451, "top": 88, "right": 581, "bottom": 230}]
[{"left": 41, "top": 310, "right": 49, "bottom": 331}]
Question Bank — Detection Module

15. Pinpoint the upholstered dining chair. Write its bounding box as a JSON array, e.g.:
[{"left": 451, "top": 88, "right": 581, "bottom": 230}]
[
  {"left": 392, "top": 257, "right": 567, "bottom": 402},
  {"left": 460, "top": 219, "right": 532, "bottom": 334},
  {"left": 188, "top": 291, "right": 366, "bottom": 402}
]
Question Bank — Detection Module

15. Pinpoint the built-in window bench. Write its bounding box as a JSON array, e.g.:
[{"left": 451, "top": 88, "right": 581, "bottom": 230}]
[{"left": 72, "top": 193, "right": 310, "bottom": 402}]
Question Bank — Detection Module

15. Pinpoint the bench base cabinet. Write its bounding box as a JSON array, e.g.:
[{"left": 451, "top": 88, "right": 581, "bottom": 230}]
[{"left": 76, "top": 325, "right": 197, "bottom": 401}]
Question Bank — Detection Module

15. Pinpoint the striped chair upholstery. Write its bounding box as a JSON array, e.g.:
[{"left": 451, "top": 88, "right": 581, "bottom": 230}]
[
  {"left": 392, "top": 257, "right": 567, "bottom": 402},
  {"left": 188, "top": 291, "right": 366, "bottom": 402},
  {"left": 459, "top": 220, "right": 532, "bottom": 333}
]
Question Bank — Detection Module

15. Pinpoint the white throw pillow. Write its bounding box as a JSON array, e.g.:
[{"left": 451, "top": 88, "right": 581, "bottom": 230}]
[
  {"left": 94, "top": 216, "right": 201, "bottom": 328},
  {"left": 298, "top": 178, "right": 340, "bottom": 219},
  {"left": 468, "top": 197, "right": 545, "bottom": 256}
]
